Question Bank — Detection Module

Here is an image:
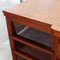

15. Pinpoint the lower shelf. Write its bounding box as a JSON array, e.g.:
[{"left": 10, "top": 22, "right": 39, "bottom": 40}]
[
  {"left": 13, "top": 50, "right": 35, "bottom": 60},
  {"left": 13, "top": 40, "right": 51, "bottom": 60}
]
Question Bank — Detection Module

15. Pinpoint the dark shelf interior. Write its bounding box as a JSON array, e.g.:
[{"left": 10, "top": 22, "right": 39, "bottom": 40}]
[
  {"left": 17, "top": 27, "right": 52, "bottom": 48},
  {"left": 14, "top": 40, "right": 51, "bottom": 60}
]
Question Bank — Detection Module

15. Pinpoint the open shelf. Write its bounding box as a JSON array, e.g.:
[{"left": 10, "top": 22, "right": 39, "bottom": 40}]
[
  {"left": 10, "top": 22, "right": 54, "bottom": 60},
  {"left": 11, "top": 22, "right": 53, "bottom": 51},
  {"left": 12, "top": 40, "right": 51, "bottom": 60},
  {"left": 10, "top": 35, "right": 53, "bottom": 55},
  {"left": 12, "top": 22, "right": 52, "bottom": 48}
]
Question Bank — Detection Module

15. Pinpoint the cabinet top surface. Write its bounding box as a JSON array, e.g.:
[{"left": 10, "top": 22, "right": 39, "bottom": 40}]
[{"left": 4, "top": 0, "right": 60, "bottom": 32}]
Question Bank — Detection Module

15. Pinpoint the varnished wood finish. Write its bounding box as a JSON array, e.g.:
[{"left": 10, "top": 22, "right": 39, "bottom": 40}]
[
  {"left": 53, "top": 30, "right": 60, "bottom": 38},
  {"left": 3, "top": 11, "right": 57, "bottom": 60},
  {"left": 53, "top": 37, "right": 58, "bottom": 60}
]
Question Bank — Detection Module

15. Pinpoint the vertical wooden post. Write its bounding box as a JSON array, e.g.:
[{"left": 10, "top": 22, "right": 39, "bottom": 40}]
[
  {"left": 54, "top": 37, "right": 58, "bottom": 60},
  {"left": 5, "top": 17, "right": 17, "bottom": 60}
]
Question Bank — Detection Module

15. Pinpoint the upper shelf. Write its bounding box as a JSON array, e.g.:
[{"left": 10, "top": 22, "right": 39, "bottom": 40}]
[{"left": 3, "top": 0, "right": 60, "bottom": 32}]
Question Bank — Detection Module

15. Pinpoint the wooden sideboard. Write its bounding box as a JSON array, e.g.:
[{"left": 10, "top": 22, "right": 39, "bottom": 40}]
[{"left": 3, "top": 0, "right": 60, "bottom": 60}]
